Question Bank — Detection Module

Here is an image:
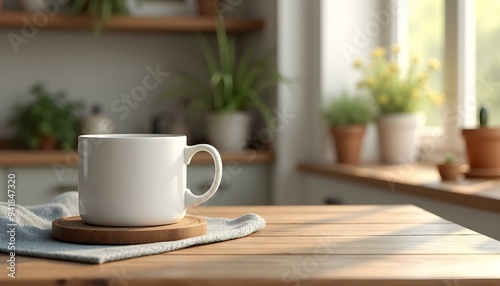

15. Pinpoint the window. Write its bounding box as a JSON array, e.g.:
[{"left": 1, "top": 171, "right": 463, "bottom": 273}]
[
  {"left": 408, "top": 0, "right": 445, "bottom": 127},
  {"left": 399, "top": 0, "right": 481, "bottom": 155},
  {"left": 476, "top": 0, "right": 500, "bottom": 126}
]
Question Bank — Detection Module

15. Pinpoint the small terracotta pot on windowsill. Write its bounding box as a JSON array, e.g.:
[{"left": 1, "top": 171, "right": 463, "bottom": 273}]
[
  {"left": 437, "top": 164, "right": 462, "bottom": 181},
  {"left": 39, "top": 135, "right": 58, "bottom": 150},
  {"left": 462, "top": 127, "right": 500, "bottom": 178},
  {"left": 330, "top": 125, "right": 366, "bottom": 165}
]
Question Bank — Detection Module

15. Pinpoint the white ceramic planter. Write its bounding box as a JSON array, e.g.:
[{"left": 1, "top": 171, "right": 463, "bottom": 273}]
[
  {"left": 207, "top": 112, "right": 251, "bottom": 151},
  {"left": 376, "top": 113, "right": 425, "bottom": 164},
  {"left": 125, "top": 0, "right": 196, "bottom": 17},
  {"left": 22, "top": 0, "right": 49, "bottom": 12}
]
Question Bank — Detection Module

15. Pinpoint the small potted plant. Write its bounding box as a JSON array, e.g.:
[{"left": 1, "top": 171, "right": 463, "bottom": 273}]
[
  {"left": 354, "top": 45, "right": 443, "bottom": 163},
  {"left": 163, "top": 14, "right": 282, "bottom": 151},
  {"left": 323, "top": 94, "right": 377, "bottom": 165},
  {"left": 462, "top": 106, "right": 500, "bottom": 178},
  {"left": 437, "top": 154, "right": 462, "bottom": 181},
  {"left": 10, "top": 83, "right": 84, "bottom": 150}
]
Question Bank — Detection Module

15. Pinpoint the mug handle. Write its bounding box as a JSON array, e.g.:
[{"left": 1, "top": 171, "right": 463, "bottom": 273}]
[{"left": 184, "top": 144, "right": 223, "bottom": 208}]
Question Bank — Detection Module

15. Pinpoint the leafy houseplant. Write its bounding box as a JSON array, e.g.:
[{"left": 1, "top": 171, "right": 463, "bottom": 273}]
[
  {"left": 67, "top": 0, "right": 129, "bottom": 34},
  {"left": 10, "top": 83, "right": 84, "bottom": 150},
  {"left": 437, "top": 154, "right": 462, "bottom": 181},
  {"left": 164, "top": 14, "right": 281, "bottom": 150},
  {"left": 323, "top": 94, "right": 377, "bottom": 165},
  {"left": 462, "top": 106, "right": 500, "bottom": 178},
  {"left": 354, "top": 45, "right": 443, "bottom": 164}
]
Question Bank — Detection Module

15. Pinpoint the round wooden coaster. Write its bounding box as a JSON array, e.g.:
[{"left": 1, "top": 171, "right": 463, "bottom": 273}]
[{"left": 52, "top": 215, "right": 207, "bottom": 245}]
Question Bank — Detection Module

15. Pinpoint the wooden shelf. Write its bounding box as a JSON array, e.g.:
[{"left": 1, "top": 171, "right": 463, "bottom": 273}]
[
  {"left": 299, "top": 162, "right": 500, "bottom": 214},
  {"left": 0, "top": 11, "right": 264, "bottom": 32},
  {"left": 0, "top": 150, "right": 273, "bottom": 167}
]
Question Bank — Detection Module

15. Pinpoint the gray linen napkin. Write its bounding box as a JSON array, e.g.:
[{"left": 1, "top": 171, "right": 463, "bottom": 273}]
[{"left": 0, "top": 192, "right": 265, "bottom": 264}]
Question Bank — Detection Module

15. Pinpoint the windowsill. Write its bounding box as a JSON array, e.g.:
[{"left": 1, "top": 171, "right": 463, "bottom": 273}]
[{"left": 298, "top": 162, "right": 500, "bottom": 214}]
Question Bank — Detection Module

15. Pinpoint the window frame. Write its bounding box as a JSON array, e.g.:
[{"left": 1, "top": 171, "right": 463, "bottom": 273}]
[{"left": 391, "top": 0, "right": 476, "bottom": 161}]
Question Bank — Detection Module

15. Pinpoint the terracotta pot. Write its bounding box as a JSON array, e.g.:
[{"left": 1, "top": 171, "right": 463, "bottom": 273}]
[
  {"left": 437, "top": 164, "right": 462, "bottom": 181},
  {"left": 330, "top": 125, "right": 366, "bottom": 165},
  {"left": 462, "top": 127, "right": 500, "bottom": 178},
  {"left": 39, "top": 135, "right": 58, "bottom": 150},
  {"left": 197, "top": 0, "right": 220, "bottom": 16}
]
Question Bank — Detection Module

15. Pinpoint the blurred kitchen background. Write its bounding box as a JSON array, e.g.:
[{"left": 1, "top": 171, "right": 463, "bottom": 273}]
[{"left": 2, "top": 0, "right": 500, "bottom": 239}]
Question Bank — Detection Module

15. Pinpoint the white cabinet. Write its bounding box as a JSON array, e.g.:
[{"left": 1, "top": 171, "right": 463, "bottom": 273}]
[
  {"left": 188, "top": 164, "right": 271, "bottom": 206},
  {"left": 2, "top": 163, "right": 271, "bottom": 206},
  {"left": 4, "top": 167, "right": 78, "bottom": 206}
]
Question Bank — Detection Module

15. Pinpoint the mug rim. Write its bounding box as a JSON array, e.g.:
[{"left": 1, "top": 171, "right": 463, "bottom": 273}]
[{"left": 79, "top": 134, "right": 186, "bottom": 139}]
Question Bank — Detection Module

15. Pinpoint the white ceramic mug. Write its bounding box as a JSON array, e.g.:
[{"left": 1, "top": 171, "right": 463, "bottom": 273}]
[{"left": 78, "top": 134, "right": 222, "bottom": 227}]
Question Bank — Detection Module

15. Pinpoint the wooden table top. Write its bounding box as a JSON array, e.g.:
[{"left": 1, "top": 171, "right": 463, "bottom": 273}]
[{"left": 2, "top": 205, "right": 500, "bottom": 286}]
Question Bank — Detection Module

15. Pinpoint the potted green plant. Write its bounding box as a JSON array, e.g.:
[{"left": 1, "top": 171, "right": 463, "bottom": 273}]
[
  {"left": 164, "top": 14, "right": 281, "bottom": 151},
  {"left": 355, "top": 45, "right": 443, "bottom": 163},
  {"left": 67, "top": 0, "right": 129, "bottom": 34},
  {"left": 462, "top": 107, "right": 500, "bottom": 178},
  {"left": 437, "top": 153, "right": 462, "bottom": 181},
  {"left": 323, "top": 94, "right": 377, "bottom": 165},
  {"left": 10, "top": 83, "right": 84, "bottom": 150},
  {"left": 125, "top": 0, "right": 197, "bottom": 17}
]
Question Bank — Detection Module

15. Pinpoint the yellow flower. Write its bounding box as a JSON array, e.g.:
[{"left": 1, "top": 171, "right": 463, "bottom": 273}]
[
  {"left": 381, "top": 71, "right": 390, "bottom": 81},
  {"left": 411, "top": 89, "right": 420, "bottom": 98},
  {"left": 355, "top": 46, "right": 442, "bottom": 112},
  {"left": 416, "top": 72, "right": 428, "bottom": 81},
  {"left": 388, "top": 61, "right": 399, "bottom": 73},
  {"left": 428, "top": 91, "right": 444, "bottom": 105},
  {"left": 353, "top": 58, "right": 363, "bottom": 69},
  {"left": 391, "top": 44, "right": 401, "bottom": 54},
  {"left": 366, "top": 76, "right": 376, "bottom": 88},
  {"left": 428, "top": 58, "right": 441, "bottom": 70},
  {"left": 378, "top": 94, "right": 389, "bottom": 105},
  {"left": 371, "top": 47, "right": 386, "bottom": 58}
]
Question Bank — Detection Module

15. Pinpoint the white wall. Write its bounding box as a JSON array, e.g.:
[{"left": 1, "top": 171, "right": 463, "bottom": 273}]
[
  {"left": 0, "top": 1, "right": 278, "bottom": 205},
  {"left": 0, "top": 30, "right": 196, "bottom": 136},
  {"left": 0, "top": 0, "right": 277, "bottom": 141},
  {"left": 274, "top": 0, "right": 388, "bottom": 204},
  {"left": 273, "top": 0, "right": 322, "bottom": 204},
  {"left": 321, "top": 0, "right": 392, "bottom": 163}
]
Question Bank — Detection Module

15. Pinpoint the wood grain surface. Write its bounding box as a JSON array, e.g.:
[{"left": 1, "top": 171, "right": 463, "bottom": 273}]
[
  {"left": 2, "top": 205, "right": 500, "bottom": 286},
  {"left": 299, "top": 162, "right": 500, "bottom": 213},
  {"left": 0, "top": 11, "right": 264, "bottom": 32}
]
